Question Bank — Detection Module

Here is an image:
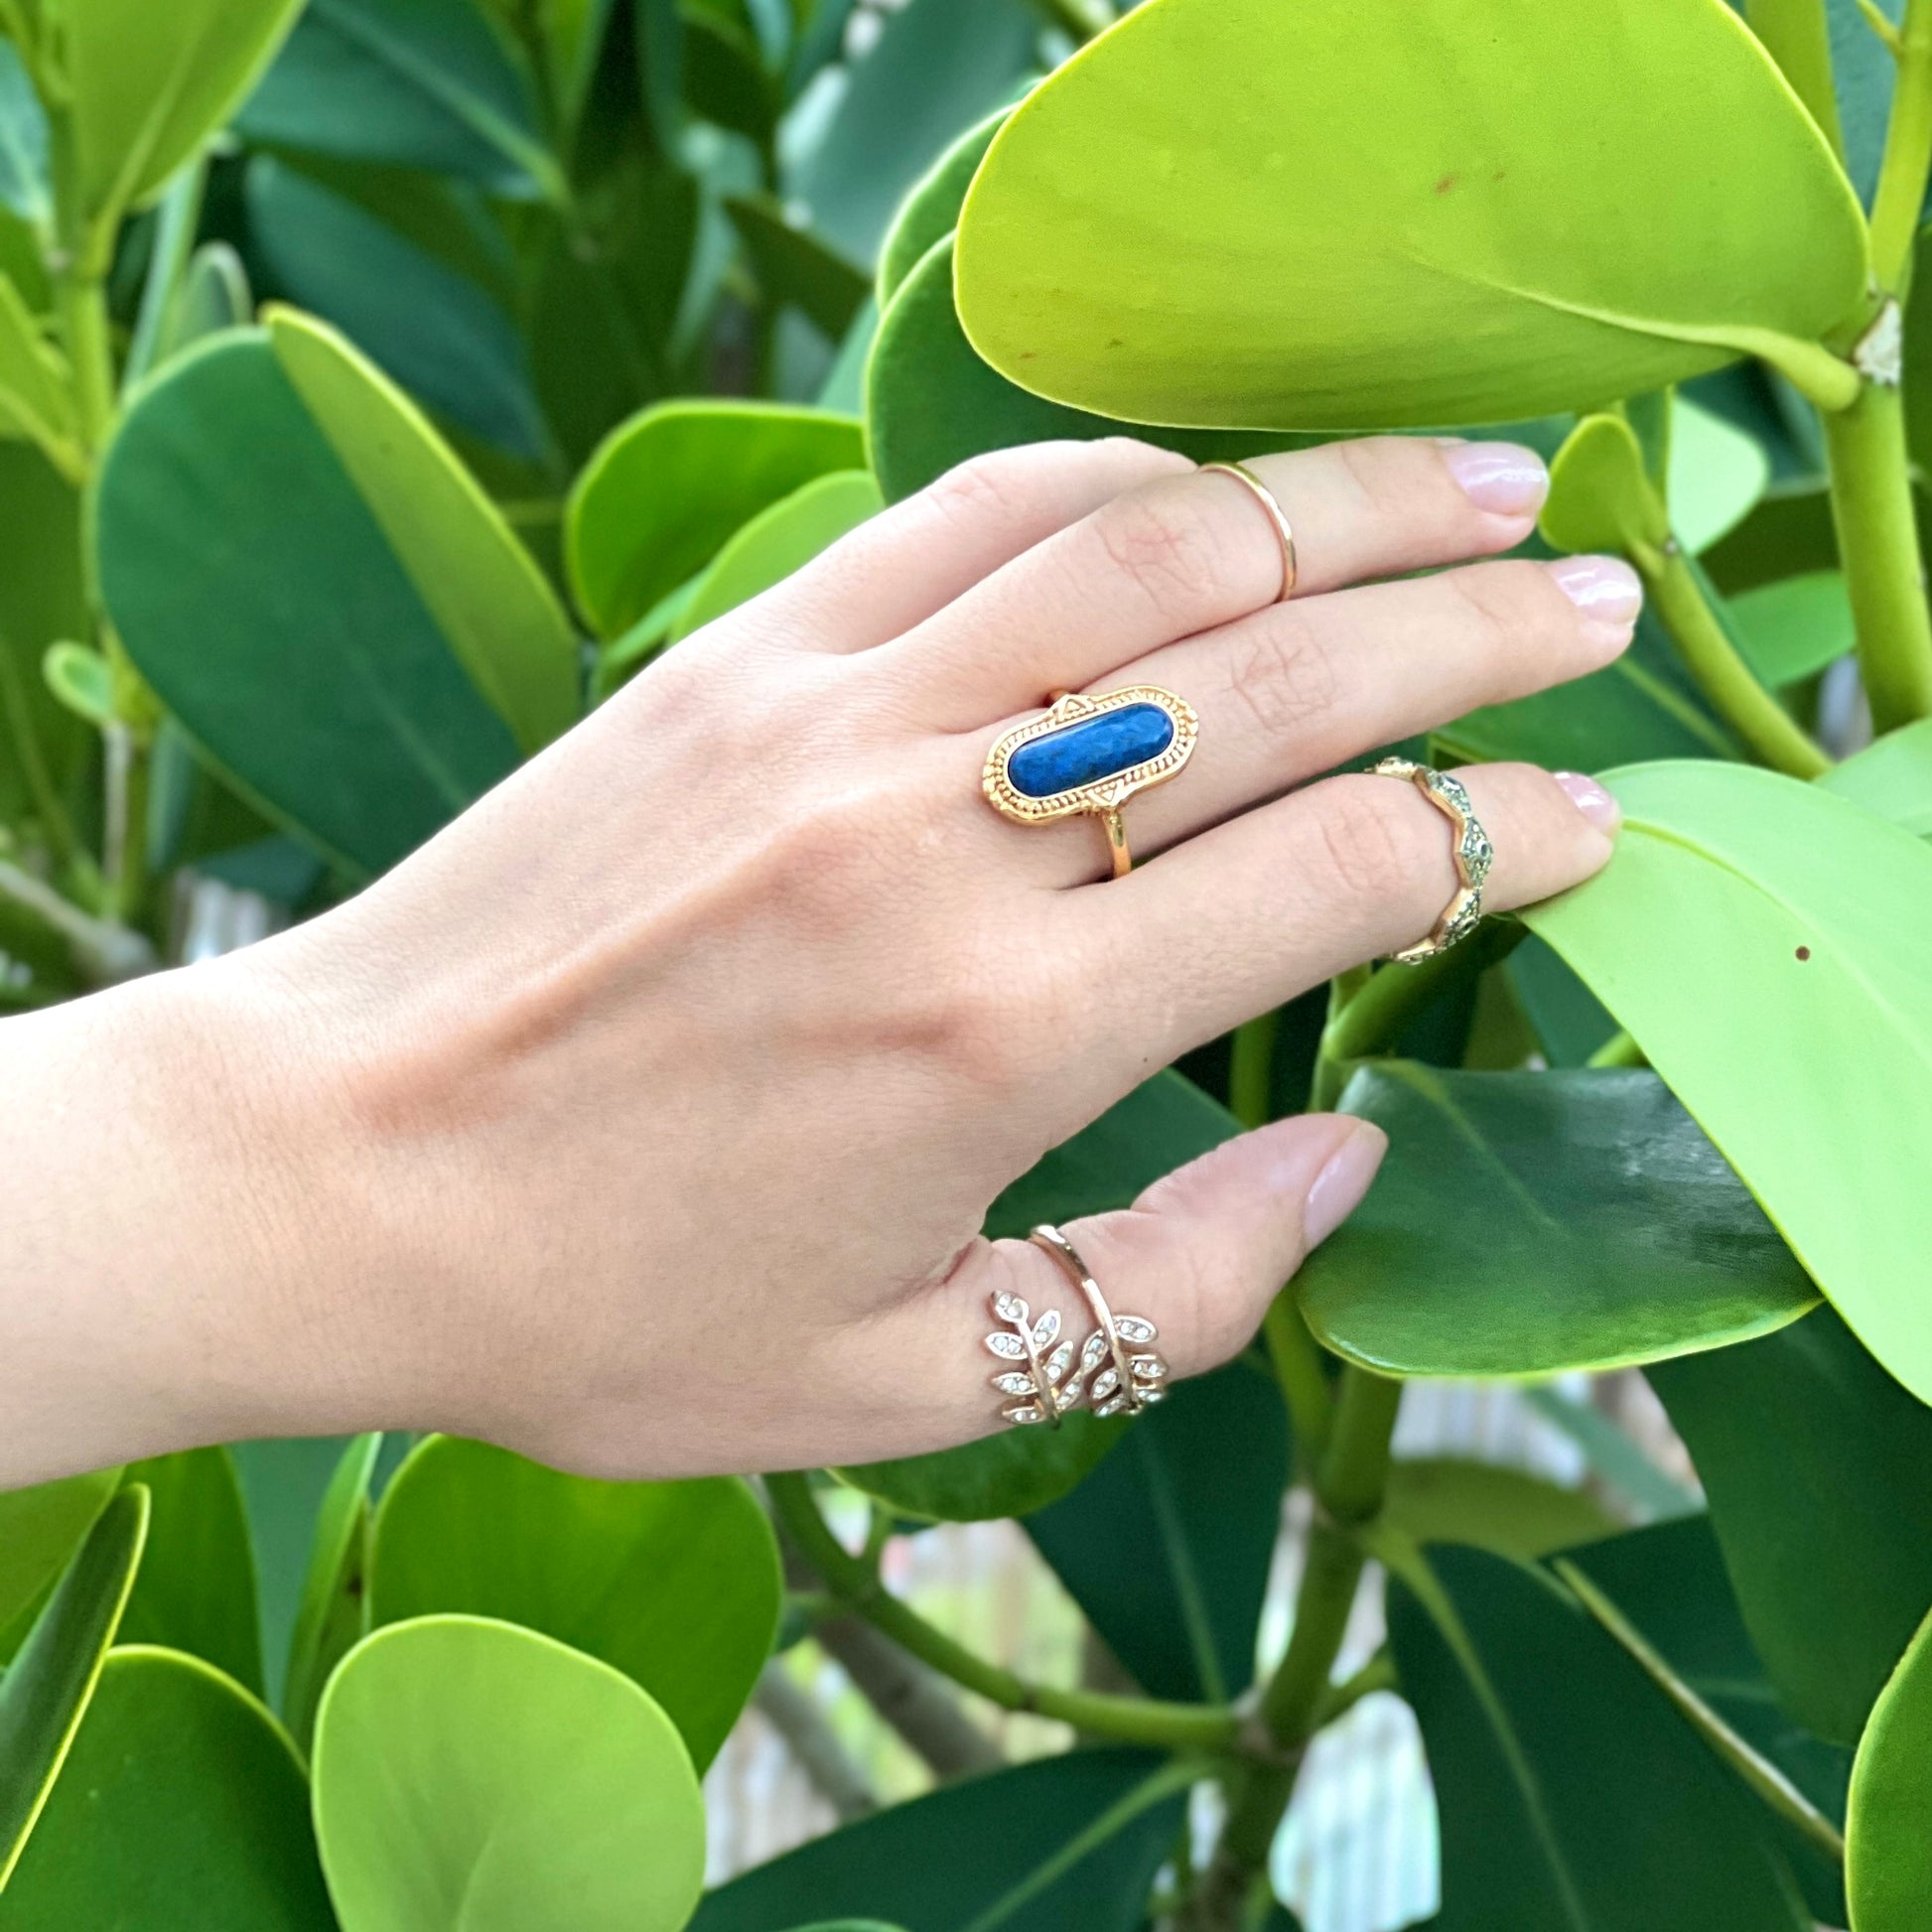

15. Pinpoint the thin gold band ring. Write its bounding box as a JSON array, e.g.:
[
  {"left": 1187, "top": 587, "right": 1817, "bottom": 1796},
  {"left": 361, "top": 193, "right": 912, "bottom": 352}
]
[{"left": 1200, "top": 460, "right": 1298, "bottom": 602}]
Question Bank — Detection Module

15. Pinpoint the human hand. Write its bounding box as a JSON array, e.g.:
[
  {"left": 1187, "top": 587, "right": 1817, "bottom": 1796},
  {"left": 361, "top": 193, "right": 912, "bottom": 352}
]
[{"left": 15, "top": 435, "right": 1636, "bottom": 1481}]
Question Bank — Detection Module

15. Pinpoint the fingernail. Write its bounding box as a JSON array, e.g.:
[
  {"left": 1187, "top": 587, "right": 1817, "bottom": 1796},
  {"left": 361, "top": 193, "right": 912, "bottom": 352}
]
[
  {"left": 1554, "top": 769, "right": 1622, "bottom": 834},
  {"left": 1443, "top": 441, "right": 1548, "bottom": 517},
  {"left": 1551, "top": 555, "right": 1643, "bottom": 625},
  {"left": 1303, "top": 1122, "right": 1389, "bottom": 1249}
]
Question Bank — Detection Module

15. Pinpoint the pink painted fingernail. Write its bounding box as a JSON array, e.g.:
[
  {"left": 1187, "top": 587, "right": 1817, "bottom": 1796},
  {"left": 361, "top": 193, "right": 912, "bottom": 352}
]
[
  {"left": 1442, "top": 441, "right": 1549, "bottom": 516},
  {"left": 1554, "top": 770, "right": 1622, "bottom": 834},
  {"left": 1303, "top": 1122, "right": 1389, "bottom": 1249},
  {"left": 1551, "top": 555, "right": 1643, "bottom": 624}
]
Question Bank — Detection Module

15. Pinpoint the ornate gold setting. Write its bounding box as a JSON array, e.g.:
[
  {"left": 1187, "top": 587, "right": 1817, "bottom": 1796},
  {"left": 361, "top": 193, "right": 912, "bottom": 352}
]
[
  {"left": 1369, "top": 756, "right": 1494, "bottom": 964},
  {"left": 982, "top": 685, "right": 1198, "bottom": 880},
  {"left": 1028, "top": 1224, "right": 1169, "bottom": 1422},
  {"left": 984, "top": 1290, "right": 1085, "bottom": 1428}
]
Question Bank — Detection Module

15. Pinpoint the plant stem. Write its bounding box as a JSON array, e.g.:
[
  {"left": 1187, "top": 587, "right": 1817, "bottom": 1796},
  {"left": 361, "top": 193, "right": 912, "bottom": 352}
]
[
  {"left": 1262, "top": 1295, "right": 1333, "bottom": 1466},
  {"left": 1745, "top": 0, "right": 1848, "bottom": 161},
  {"left": 764, "top": 1472, "right": 1244, "bottom": 1754},
  {"left": 1308, "top": 965, "right": 1371, "bottom": 1114},
  {"left": 0, "top": 856, "right": 154, "bottom": 983},
  {"left": 1823, "top": 386, "right": 1932, "bottom": 730},
  {"left": 1185, "top": 1369, "right": 1404, "bottom": 1926},
  {"left": 1587, "top": 1030, "right": 1647, "bottom": 1069},
  {"left": 1640, "top": 546, "right": 1834, "bottom": 773},
  {"left": 1228, "top": 1011, "right": 1279, "bottom": 1129},
  {"left": 0, "top": 644, "right": 76, "bottom": 868},
  {"left": 1871, "top": 0, "right": 1932, "bottom": 291},
  {"left": 1311, "top": 1648, "right": 1396, "bottom": 1729}
]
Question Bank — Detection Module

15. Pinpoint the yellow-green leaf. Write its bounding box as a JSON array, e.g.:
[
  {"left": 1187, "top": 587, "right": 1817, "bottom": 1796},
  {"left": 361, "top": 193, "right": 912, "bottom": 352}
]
[
  {"left": 0, "top": 273, "right": 77, "bottom": 480},
  {"left": 1540, "top": 414, "right": 1666, "bottom": 558}
]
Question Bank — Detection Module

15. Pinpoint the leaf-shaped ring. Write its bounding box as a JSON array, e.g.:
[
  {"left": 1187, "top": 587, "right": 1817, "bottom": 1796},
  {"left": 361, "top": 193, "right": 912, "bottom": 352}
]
[{"left": 1028, "top": 1224, "right": 1168, "bottom": 1420}]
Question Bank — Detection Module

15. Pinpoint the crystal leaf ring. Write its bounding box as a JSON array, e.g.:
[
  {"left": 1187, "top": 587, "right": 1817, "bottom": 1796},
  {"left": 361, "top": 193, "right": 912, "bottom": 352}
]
[
  {"left": 982, "top": 1223, "right": 1168, "bottom": 1430},
  {"left": 1370, "top": 757, "right": 1495, "bottom": 963},
  {"left": 983, "top": 685, "right": 1198, "bottom": 880}
]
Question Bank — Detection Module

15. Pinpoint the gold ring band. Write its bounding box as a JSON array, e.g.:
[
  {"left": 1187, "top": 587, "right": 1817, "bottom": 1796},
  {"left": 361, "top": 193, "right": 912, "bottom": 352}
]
[
  {"left": 1201, "top": 461, "right": 1298, "bottom": 601},
  {"left": 1369, "top": 757, "right": 1495, "bottom": 963},
  {"left": 1028, "top": 1225, "right": 1169, "bottom": 1419}
]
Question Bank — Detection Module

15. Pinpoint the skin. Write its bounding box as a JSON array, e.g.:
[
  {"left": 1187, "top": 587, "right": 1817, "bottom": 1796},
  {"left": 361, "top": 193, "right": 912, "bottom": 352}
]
[{"left": 0, "top": 434, "right": 1639, "bottom": 1488}]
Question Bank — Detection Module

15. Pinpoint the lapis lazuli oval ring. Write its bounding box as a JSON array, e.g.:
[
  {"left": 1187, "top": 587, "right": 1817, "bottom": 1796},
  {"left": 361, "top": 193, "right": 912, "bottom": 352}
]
[{"left": 982, "top": 685, "right": 1199, "bottom": 880}]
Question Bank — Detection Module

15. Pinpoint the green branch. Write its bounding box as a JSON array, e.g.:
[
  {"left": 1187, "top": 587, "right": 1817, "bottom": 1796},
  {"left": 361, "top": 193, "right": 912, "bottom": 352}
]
[
  {"left": 1228, "top": 1010, "right": 1279, "bottom": 1129},
  {"left": 1746, "top": 0, "right": 1848, "bottom": 161},
  {"left": 1871, "top": 0, "right": 1932, "bottom": 290},
  {"left": 764, "top": 1472, "right": 1244, "bottom": 1755}
]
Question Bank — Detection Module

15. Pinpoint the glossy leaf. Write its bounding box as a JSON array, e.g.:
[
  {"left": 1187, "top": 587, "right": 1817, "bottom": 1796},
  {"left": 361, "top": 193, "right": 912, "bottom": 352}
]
[
  {"left": 1026, "top": 1359, "right": 1288, "bottom": 1702},
  {"left": 691, "top": 1747, "right": 1185, "bottom": 1932},
  {"left": 1820, "top": 716, "right": 1932, "bottom": 837},
  {"left": 1668, "top": 395, "right": 1769, "bottom": 555},
  {"left": 1524, "top": 760, "right": 1932, "bottom": 1403},
  {"left": 0, "top": 1465, "right": 118, "bottom": 1635},
  {"left": 1648, "top": 1304, "right": 1932, "bottom": 1747},
  {"left": 247, "top": 158, "right": 549, "bottom": 464},
  {"left": 1540, "top": 413, "right": 1663, "bottom": 558},
  {"left": 956, "top": 0, "right": 1866, "bottom": 429},
  {"left": 236, "top": 0, "right": 555, "bottom": 196},
  {"left": 672, "top": 469, "right": 882, "bottom": 642},
  {"left": 1846, "top": 1601, "right": 1932, "bottom": 1931},
  {"left": 44, "top": 0, "right": 305, "bottom": 226},
  {"left": 1730, "top": 570, "right": 1855, "bottom": 688},
  {"left": 283, "top": 1432, "right": 379, "bottom": 1755},
  {"left": 117, "top": 1447, "right": 262, "bottom": 1696},
  {"left": 3, "top": 1643, "right": 333, "bottom": 1929},
  {"left": 0, "top": 1486, "right": 147, "bottom": 1887},
  {"left": 837, "top": 1070, "right": 1238, "bottom": 1521},
  {"left": 1382, "top": 1458, "right": 1617, "bottom": 1563},
  {"left": 313, "top": 1614, "right": 705, "bottom": 1932},
  {"left": 371, "top": 1436, "right": 779, "bottom": 1769},
  {"left": 1387, "top": 1543, "right": 1811, "bottom": 1930},
  {"left": 790, "top": 0, "right": 1036, "bottom": 262},
  {"left": 876, "top": 106, "right": 1008, "bottom": 310},
  {"left": 1299, "top": 1065, "right": 1816, "bottom": 1378},
  {"left": 567, "top": 399, "right": 865, "bottom": 637},
  {"left": 98, "top": 327, "right": 524, "bottom": 876}
]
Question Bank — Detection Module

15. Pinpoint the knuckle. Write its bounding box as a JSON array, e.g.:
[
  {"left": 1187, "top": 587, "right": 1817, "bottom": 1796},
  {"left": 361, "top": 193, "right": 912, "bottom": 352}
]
[
  {"left": 923, "top": 447, "right": 1049, "bottom": 537},
  {"left": 1220, "top": 612, "right": 1340, "bottom": 739},
  {"left": 1309, "top": 779, "right": 1428, "bottom": 905},
  {"left": 1441, "top": 560, "right": 1552, "bottom": 661},
  {"left": 1091, "top": 484, "right": 1244, "bottom": 626}
]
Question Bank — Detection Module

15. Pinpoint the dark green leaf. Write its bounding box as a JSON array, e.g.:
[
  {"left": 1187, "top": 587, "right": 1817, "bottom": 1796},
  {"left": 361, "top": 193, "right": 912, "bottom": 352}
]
[
  {"left": 1504, "top": 934, "right": 1619, "bottom": 1067},
  {"left": 282, "top": 1432, "right": 379, "bottom": 1754},
  {"left": 1847, "top": 1599, "right": 1932, "bottom": 1932},
  {"left": 876, "top": 106, "right": 1008, "bottom": 310},
  {"left": 0, "top": 1466, "right": 119, "bottom": 1636},
  {"left": 1388, "top": 1543, "right": 1810, "bottom": 1930},
  {"left": 4, "top": 1644, "right": 334, "bottom": 1929},
  {"left": 371, "top": 1436, "right": 780, "bottom": 1768},
  {"left": 1026, "top": 1360, "right": 1287, "bottom": 1703},
  {"left": 1648, "top": 1303, "right": 1932, "bottom": 1746},
  {"left": 1382, "top": 1458, "right": 1617, "bottom": 1563},
  {"left": 1299, "top": 1066, "right": 1817, "bottom": 1378},
  {"left": 0, "top": 1487, "right": 147, "bottom": 1886},
  {"left": 727, "top": 193, "right": 870, "bottom": 340},
  {"left": 690, "top": 1747, "right": 1186, "bottom": 1932}
]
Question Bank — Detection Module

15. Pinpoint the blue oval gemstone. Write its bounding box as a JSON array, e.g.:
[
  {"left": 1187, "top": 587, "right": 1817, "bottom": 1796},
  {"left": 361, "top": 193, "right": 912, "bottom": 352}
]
[{"left": 1008, "top": 702, "right": 1175, "bottom": 799}]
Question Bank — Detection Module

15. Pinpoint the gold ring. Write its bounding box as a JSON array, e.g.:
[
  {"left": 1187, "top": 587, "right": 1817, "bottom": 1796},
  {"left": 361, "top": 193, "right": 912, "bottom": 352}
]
[
  {"left": 984, "top": 1286, "right": 1079, "bottom": 1427},
  {"left": 1201, "top": 461, "right": 1298, "bottom": 601},
  {"left": 1028, "top": 1225, "right": 1168, "bottom": 1419},
  {"left": 983, "top": 685, "right": 1198, "bottom": 881},
  {"left": 1369, "top": 757, "right": 1494, "bottom": 963}
]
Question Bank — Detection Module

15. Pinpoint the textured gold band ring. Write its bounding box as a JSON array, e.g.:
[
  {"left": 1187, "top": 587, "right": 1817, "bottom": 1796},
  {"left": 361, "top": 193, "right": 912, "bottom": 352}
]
[
  {"left": 1370, "top": 757, "right": 1495, "bottom": 964},
  {"left": 1201, "top": 460, "right": 1298, "bottom": 601}
]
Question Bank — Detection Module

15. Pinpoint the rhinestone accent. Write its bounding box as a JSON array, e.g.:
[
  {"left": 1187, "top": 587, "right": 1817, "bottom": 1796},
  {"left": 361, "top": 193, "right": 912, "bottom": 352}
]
[
  {"left": 1081, "top": 1331, "right": 1109, "bottom": 1372},
  {"left": 985, "top": 1331, "right": 1025, "bottom": 1359},
  {"left": 1114, "top": 1315, "right": 1158, "bottom": 1344},
  {"left": 1033, "top": 1309, "right": 1060, "bottom": 1349},
  {"left": 991, "top": 1371, "right": 1035, "bottom": 1397},
  {"left": 1094, "top": 1395, "right": 1126, "bottom": 1419},
  {"left": 993, "top": 1291, "right": 1028, "bottom": 1323},
  {"left": 1055, "top": 1377, "right": 1084, "bottom": 1411},
  {"left": 1003, "top": 1402, "right": 1045, "bottom": 1425},
  {"left": 1091, "top": 1367, "right": 1120, "bottom": 1401},
  {"left": 1044, "top": 1338, "right": 1074, "bottom": 1384},
  {"left": 1130, "top": 1354, "right": 1167, "bottom": 1381}
]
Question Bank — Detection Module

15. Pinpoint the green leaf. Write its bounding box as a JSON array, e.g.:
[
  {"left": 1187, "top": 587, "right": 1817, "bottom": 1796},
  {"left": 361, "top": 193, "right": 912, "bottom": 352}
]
[
  {"left": 672, "top": 468, "right": 882, "bottom": 642},
  {"left": 725, "top": 193, "right": 870, "bottom": 341},
  {"left": 681, "top": 12, "right": 778, "bottom": 145},
  {"left": 790, "top": 0, "right": 1037, "bottom": 263},
  {"left": 1382, "top": 1458, "right": 1618, "bottom": 1564},
  {"left": 0, "top": 41, "right": 50, "bottom": 230},
  {"left": 1564, "top": 1515, "right": 1851, "bottom": 1926},
  {"left": 1648, "top": 1304, "right": 1932, "bottom": 1747},
  {"left": 1819, "top": 715, "right": 1932, "bottom": 837},
  {"left": 0, "top": 1465, "right": 118, "bottom": 1635},
  {"left": 1298, "top": 1065, "right": 1817, "bottom": 1379},
  {"left": 955, "top": 0, "right": 1867, "bottom": 429},
  {"left": 1387, "top": 1542, "right": 1811, "bottom": 1930},
  {"left": 117, "top": 1447, "right": 263, "bottom": 1696},
  {"left": 1729, "top": 570, "right": 1855, "bottom": 689},
  {"left": 3, "top": 1643, "right": 334, "bottom": 1929},
  {"left": 1668, "top": 395, "right": 1770, "bottom": 555},
  {"left": 1540, "top": 413, "right": 1664, "bottom": 557},
  {"left": 876, "top": 106, "right": 1008, "bottom": 311},
  {"left": 248, "top": 158, "right": 549, "bottom": 465},
  {"left": 1523, "top": 760, "right": 1932, "bottom": 1405},
  {"left": 313, "top": 1614, "right": 705, "bottom": 1932},
  {"left": 836, "top": 1070, "right": 1239, "bottom": 1521},
  {"left": 97, "top": 326, "right": 526, "bottom": 876},
  {"left": 153, "top": 241, "right": 254, "bottom": 366},
  {"left": 691, "top": 1747, "right": 1187, "bottom": 1932},
  {"left": 370, "top": 1436, "right": 779, "bottom": 1769},
  {"left": 0, "top": 273, "right": 78, "bottom": 482},
  {"left": 867, "top": 234, "right": 1291, "bottom": 504},
  {"left": 1847, "top": 1601, "right": 1932, "bottom": 1931},
  {"left": 1517, "top": 1385, "right": 1701, "bottom": 1524},
  {"left": 39, "top": 637, "right": 109, "bottom": 725},
  {"left": 42, "top": 0, "right": 306, "bottom": 229},
  {"left": 567, "top": 398, "right": 864, "bottom": 637},
  {"left": 282, "top": 1432, "right": 379, "bottom": 1756},
  {"left": 1025, "top": 1360, "right": 1286, "bottom": 1702},
  {"left": 0, "top": 1486, "right": 147, "bottom": 1887},
  {"left": 236, "top": 0, "right": 556, "bottom": 197}
]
